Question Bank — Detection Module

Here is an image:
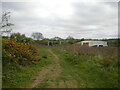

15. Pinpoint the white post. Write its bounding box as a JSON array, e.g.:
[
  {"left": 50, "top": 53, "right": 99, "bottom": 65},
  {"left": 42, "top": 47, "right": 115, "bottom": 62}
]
[
  {"left": 48, "top": 41, "right": 49, "bottom": 46},
  {"left": 60, "top": 41, "right": 61, "bottom": 45}
]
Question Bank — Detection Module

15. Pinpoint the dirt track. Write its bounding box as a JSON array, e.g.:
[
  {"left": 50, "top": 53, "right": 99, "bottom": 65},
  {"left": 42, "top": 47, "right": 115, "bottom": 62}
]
[{"left": 26, "top": 49, "right": 77, "bottom": 88}]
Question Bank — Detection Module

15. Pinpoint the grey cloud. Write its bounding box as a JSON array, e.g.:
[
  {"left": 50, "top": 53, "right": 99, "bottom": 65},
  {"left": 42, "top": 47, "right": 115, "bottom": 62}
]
[{"left": 2, "top": 2, "right": 118, "bottom": 39}]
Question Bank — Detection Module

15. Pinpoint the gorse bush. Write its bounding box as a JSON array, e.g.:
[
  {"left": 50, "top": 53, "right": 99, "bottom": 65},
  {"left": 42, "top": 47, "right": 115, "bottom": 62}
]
[{"left": 2, "top": 40, "right": 40, "bottom": 65}]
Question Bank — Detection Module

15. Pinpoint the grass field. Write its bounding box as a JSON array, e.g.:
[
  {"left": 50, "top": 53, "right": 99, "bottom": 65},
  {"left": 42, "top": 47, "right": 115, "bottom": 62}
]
[
  {"left": 2, "top": 45, "right": 119, "bottom": 88},
  {"left": 51, "top": 46, "right": 118, "bottom": 88}
]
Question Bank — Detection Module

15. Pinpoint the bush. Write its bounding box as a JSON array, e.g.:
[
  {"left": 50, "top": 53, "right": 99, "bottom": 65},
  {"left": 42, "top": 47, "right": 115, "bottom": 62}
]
[
  {"left": 2, "top": 40, "right": 40, "bottom": 66},
  {"left": 10, "top": 33, "right": 34, "bottom": 44}
]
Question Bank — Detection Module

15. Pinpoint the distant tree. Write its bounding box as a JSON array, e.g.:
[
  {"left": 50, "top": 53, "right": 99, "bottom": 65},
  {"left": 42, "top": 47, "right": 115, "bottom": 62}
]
[
  {"left": 10, "top": 33, "right": 33, "bottom": 43},
  {"left": 112, "top": 39, "right": 120, "bottom": 47},
  {"left": 52, "top": 37, "right": 62, "bottom": 41},
  {"left": 0, "top": 11, "right": 14, "bottom": 37},
  {"left": 40, "top": 38, "right": 50, "bottom": 45},
  {"left": 66, "top": 36, "right": 76, "bottom": 44},
  {"left": 107, "top": 38, "right": 120, "bottom": 47},
  {"left": 81, "top": 38, "right": 85, "bottom": 41},
  {"left": 31, "top": 32, "right": 44, "bottom": 40},
  {"left": 66, "top": 36, "right": 74, "bottom": 40},
  {"left": 76, "top": 39, "right": 81, "bottom": 42}
]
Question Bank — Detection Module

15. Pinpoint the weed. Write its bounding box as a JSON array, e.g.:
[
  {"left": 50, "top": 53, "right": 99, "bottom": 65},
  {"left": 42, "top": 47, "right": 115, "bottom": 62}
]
[{"left": 52, "top": 46, "right": 118, "bottom": 88}]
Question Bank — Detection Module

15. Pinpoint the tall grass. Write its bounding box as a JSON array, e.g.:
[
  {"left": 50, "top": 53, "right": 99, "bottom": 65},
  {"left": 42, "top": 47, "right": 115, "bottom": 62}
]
[{"left": 53, "top": 45, "right": 119, "bottom": 88}]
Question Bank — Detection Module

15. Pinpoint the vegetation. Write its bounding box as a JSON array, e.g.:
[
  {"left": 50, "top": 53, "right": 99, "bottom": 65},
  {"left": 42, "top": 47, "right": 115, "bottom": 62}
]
[
  {"left": 31, "top": 32, "right": 44, "bottom": 40},
  {"left": 52, "top": 45, "right": 118, "bottom": 88},
  {"left": 34, "top": 36, "right": 120, "bottom": 47},
  {"left": 10, "top": 33, "right": 34, "bottom": 44},
  {"left": 2, "top": 30, "right": 119, "bottom": 88},
  {"left": 2, "top": 40, "right": 40, "bottom": 66},
  {"left": 2, "top": 32, "right": 119, "bottom": 88},
  {"left": 1, "top": 12, "right": 118, "bottom": 88},
  {"left": 1, "top": 12, "right": 14, "bottom": 36},
  {"left": 2, "top": 46, "right": 54, "bottom": 88},
  {"left": 107, "top": 39, "right": 120, "bottom": 47},
  {"left": 1, "top": 11, "right": 119, "bottom": 88}
]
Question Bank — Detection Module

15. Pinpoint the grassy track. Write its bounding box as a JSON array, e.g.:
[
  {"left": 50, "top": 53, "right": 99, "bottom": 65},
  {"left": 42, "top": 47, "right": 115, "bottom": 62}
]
[
  {"left": 51, "top": 48, "right": 86, "bottom": 88},
  {"left": 34, "top": 48, "right": 78, "bottom": 88},
  {"left": 3, "top": 46, "right": 118, "bottom": 88},
  {"left": 31, "top": 49, "right": 62, "bottom": 88}
]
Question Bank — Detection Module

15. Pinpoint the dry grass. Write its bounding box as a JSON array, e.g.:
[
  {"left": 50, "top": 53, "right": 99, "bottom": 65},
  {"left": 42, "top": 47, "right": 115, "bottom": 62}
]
[{"left": 52, "top": 45, "right": 118, "bottom": 88}]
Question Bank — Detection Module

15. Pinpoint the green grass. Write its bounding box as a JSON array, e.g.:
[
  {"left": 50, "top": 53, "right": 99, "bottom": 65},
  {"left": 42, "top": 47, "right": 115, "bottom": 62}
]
[
  {"left": 2, "top": 47, "right": 54, "bottom": 88},
  {"left": 52, "top": 47, "right": 118, "bottom": 88},
  {"left": 2, "top": 46, "right": 118, "bottom": 88},
  {"left": 35, "top": 78, "right": 50, "bottom": 88},
  {"left": 52, "top": 48, "right": 86, "bottom": 87},
  {"left": 36, "top": 82, "right": 49, "bottom": 88}
]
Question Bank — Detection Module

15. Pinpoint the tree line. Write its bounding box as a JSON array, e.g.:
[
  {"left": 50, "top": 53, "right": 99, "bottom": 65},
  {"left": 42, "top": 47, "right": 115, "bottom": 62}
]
[{"left": 1, "top": 11, "right": 120, "bottom": 47}]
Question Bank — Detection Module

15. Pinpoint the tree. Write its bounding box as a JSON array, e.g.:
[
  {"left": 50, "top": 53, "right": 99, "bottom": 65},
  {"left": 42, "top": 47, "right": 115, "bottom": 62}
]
[
  {"left": 10, "top": 33, "right": 34, "bottom": 43},
  {"left": 66, "top": 36, "right": 76, "bottom": 44},
  {"left": 52, "top": 36, "right": 62, "bottom": 41},
  {"left": 31, "top": 32, "right": 44, "bottom": 40},
  {"left": 0, "top": 11, "right": 14, "bottom": 36},
  {"left": 81, "top": 38, "right": 85, "bottom": 41},
  {"left": 66, "top": 36, "right": 74, "bottom": 40},
  {"left": 40, "top": 38, "right": 50, "bottom": 45}
]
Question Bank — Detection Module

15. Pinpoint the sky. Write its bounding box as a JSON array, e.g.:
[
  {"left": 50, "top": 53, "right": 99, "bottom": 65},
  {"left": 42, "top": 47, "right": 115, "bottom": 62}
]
[{"left": 1, "top": 0, "right": 119, "bottom": 39}]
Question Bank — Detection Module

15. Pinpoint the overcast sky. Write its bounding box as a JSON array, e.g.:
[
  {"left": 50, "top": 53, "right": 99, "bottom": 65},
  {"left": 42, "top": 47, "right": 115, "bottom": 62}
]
[{"left": 2, "top": 0, "right": 118, "bottom": 39}]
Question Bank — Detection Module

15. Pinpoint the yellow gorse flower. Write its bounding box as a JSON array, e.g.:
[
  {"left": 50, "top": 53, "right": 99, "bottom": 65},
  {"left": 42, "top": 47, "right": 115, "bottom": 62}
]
[{"left": 2, "top": 40, "right": 40, "bottom": 65}]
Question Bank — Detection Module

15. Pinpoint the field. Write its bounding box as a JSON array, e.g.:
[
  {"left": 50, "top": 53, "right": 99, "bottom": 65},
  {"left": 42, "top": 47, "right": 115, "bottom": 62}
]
[
  {"left": 2, "top": 44, "right": 119, "bottom": 88},
  {"left": 51, "top": 45, "right": 119, "bottom": 88},
  {"left": 1, "top": 3, "right": 119, "bottom": 89}
]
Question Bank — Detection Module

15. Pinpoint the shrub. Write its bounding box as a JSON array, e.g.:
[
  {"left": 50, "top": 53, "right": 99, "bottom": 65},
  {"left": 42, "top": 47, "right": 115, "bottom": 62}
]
[
  {"left": 10, "top": 33, "right": 34, "bottom": 44},
  {"left": 2, "top": 40, "right": 40, "bottom": 65}
]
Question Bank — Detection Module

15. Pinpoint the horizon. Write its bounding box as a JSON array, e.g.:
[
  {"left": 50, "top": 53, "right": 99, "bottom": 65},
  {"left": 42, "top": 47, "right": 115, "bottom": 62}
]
[{"left": 2, "top": 33, "right": 119, "bottom": 40}]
